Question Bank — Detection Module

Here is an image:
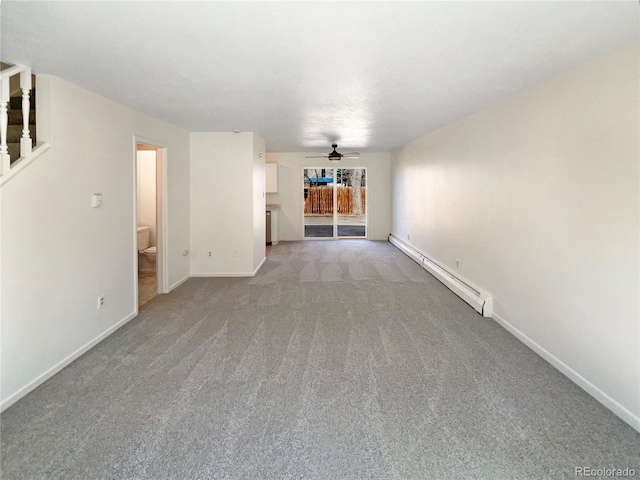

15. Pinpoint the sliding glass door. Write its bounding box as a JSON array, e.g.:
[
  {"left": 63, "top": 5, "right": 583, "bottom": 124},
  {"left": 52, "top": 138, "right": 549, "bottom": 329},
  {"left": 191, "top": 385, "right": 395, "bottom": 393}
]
[
  {"left": 336, "top": 168, "right": 366, "bottom": 237},
  {"left": 303, "top": 167, "right": 366, "bottom": 239},
  {"left": 303, "top": 168, "right": 335, "bottom": 237}
]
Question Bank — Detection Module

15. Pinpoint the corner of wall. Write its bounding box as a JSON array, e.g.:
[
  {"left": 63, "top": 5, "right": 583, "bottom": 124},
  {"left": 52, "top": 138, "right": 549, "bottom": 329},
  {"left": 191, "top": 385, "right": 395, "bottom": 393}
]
[{"left": 35, "top": 74, "right": 52, "bottom": 146}]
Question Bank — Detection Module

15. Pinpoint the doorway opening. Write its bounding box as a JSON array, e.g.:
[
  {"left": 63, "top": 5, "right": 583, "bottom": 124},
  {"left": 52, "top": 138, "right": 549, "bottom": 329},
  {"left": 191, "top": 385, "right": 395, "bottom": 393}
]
[
  {"left": 303, "top": 167, "right": 366, "bottom": 239},
  {"left": 135, "top": 140, "right": 167, "bottom": 308}
]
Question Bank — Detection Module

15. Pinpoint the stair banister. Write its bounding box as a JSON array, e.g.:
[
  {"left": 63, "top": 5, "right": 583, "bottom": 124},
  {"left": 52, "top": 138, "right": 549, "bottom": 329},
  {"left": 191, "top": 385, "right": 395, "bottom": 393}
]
[
  {"left": 0, "top": 76, "right": 9, "bottom": 176},
  {"left": 0, "top": 65, "right": 33, "bottom": 177}
]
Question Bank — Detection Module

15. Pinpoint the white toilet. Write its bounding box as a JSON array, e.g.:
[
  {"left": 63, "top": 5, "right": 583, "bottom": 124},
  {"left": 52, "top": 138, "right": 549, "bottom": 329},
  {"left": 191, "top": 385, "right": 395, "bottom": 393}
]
[{"left": 137, "top": 226, "right": 156, "bottom": 271}]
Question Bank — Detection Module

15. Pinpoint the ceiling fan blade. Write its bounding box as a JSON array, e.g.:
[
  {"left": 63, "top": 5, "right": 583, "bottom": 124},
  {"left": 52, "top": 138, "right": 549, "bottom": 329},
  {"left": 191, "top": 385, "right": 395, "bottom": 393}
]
[{"left": 305, "top": 146, "right": 360, "bottom": 159}]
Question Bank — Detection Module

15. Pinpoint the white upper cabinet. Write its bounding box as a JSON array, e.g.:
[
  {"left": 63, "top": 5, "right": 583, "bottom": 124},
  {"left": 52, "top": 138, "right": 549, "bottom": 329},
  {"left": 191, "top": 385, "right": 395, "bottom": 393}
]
[{"left": 266, "top": 163, "right": 278, "bottom": 192}]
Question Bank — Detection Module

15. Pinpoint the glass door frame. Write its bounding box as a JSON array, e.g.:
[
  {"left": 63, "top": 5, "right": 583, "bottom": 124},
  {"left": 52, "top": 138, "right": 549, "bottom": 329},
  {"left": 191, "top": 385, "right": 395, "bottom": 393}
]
[
  {"left": 336, "top": 167, "right": 367, "bottom": 239},
  {"left": 302, "top": 166, "right": 367, "bottom": 240}
]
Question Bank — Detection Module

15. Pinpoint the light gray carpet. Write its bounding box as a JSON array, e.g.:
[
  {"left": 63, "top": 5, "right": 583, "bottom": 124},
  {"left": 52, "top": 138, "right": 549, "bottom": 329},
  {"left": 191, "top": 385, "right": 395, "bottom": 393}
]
[{"left": 2, "top": 240, "right": 638, "bottom": 479}]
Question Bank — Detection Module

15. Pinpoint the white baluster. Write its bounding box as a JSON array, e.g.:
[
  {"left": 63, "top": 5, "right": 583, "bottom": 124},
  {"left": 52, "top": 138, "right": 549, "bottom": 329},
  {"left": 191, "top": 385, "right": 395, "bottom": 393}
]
[
  {"left": 20, "top": 89, "right": 32, "bottom": 157},
  {"left": 20, "top": 68, "right": 32, "bottom": 158},
  {"left": 0, "top": 78, "right": 9, "bottom": 176}
]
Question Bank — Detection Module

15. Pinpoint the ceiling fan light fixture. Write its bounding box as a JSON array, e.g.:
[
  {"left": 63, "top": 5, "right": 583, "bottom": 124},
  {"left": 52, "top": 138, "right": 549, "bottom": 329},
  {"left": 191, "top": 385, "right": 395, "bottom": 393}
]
[
  {"left": 328, "top": 144, "right": 341, "bottom": 162},
  {"left": 305, "top": 143, "right": 360, "bottom": 162}
]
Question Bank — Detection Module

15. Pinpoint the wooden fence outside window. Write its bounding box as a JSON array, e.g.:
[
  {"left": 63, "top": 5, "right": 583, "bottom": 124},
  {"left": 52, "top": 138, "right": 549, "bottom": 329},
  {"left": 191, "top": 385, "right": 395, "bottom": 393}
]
[{"left": 304, "top": 186, "right": 366, "bottom": 215}]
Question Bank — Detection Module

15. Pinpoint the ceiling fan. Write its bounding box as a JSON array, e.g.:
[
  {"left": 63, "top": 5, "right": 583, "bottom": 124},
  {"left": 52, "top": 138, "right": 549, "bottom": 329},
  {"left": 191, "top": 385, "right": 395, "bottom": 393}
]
[{"left": 305, "top": 144, "right": 360, "bottom": 162}]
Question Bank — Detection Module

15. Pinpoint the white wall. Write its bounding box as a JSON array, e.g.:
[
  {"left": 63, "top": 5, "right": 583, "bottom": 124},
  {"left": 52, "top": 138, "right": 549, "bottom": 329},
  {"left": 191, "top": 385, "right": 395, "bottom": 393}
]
[
  {"left": 265, "top": 152, "right": 391, "bottom": 241},
  {"left": 190, "top": 132, "right": 265, "bottom": 276},
  {"left": 0, "top": 75, "right": 191, "bottom": 410},
  {"left": 136, "top": 150, "right": 156, "bottom": 245},
  {"left": 252, "top": 135, "right": 266, "bottom": 271},
  {"left": 390, "top": 43, "right": 639, "bottom": 429}
]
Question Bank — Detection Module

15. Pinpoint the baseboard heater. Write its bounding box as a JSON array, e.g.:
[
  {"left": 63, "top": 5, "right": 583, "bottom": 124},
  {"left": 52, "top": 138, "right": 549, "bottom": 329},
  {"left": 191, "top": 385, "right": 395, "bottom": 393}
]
[{"left": 388, "top": 234, "right": 493, "bottom": 317}]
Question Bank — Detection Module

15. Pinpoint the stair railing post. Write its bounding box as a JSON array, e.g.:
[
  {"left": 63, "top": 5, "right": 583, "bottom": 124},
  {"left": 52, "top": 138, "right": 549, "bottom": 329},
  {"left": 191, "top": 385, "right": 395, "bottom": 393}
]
[
  {"left": 20, "top": 67, "right": 32, "bottom": 158},
  {"left": 0, "top": 77, "right": 9, "bottom": 176}
]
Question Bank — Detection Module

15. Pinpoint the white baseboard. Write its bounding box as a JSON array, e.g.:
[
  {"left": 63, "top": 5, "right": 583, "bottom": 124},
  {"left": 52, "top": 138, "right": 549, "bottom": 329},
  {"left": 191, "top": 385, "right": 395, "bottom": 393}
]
[
  {"left": 191, "top": 257, "right": 267, "bottom": 278},
  {"left": 0, "top": 310, "right": 138, "bottom": 412},
  {"left": 492, "top": 312, "right": 640, "bottom": 433},
  {"left": 253, "top": 256, "right": 267, "bottom": 275},
  {"left": 190, "top": 273, "right": 247, "bottom": 277},
  {"left": 169, "top": 273, "right": 190, "bottom": 291},
  {"left": 191, "top": 273, "right": 257, "bottom": 278}
]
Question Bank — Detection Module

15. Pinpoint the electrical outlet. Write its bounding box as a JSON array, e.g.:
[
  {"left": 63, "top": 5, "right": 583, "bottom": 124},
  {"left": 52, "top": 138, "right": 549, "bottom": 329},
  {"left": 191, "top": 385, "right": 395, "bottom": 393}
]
[
  {"left": 208, "top": 251, "right": 212, "bottom": 257},
  {"left": 456, "top": 259, "right": 460, "bottom": 267},
  {"left": 407, "top": 234, "right": 410, "bottom": 240},
  {"left": 97, "top": 294, "right": 105, "bottom": 309}
]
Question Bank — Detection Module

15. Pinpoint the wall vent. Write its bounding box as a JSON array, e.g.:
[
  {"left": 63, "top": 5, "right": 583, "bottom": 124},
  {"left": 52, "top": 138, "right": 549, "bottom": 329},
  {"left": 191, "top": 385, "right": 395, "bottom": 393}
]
[{"left": 388, "top": 234, "right": 492, "bottom": 317}]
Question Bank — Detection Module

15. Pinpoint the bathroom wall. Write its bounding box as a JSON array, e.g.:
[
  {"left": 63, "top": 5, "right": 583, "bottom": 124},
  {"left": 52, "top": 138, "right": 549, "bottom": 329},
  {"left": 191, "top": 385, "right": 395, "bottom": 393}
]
[{"left": 136, "top": 150, "right": 157, "bottom": 246}]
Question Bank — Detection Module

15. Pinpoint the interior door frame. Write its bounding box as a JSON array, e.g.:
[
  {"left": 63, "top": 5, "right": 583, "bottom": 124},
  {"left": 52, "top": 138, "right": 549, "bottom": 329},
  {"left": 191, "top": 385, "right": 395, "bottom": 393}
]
[{"left": 133, "top": 136, "right": 169, "bottom": 313}]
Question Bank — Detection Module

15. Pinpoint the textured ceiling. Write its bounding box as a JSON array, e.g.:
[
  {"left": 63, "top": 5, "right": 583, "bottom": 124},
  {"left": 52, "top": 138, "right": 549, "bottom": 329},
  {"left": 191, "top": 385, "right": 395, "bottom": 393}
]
[{"left": 2, "top": 1, "right": 638, "bottom": 152}]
